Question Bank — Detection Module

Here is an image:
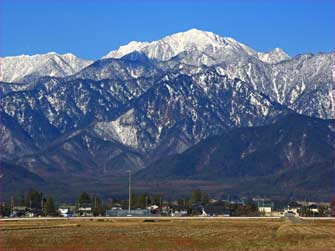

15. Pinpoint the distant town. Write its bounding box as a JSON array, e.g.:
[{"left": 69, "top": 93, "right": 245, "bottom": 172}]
[{"left": 2, "top": 187, "right": 333, "bottom": 219}]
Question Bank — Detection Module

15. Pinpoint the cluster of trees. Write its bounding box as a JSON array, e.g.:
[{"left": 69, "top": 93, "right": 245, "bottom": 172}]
[
  {"left": 0, "top": 188, "right": 56, "bottom": 216},
  {"left": 25, "top": 189, "right": 56, "bottom": 215},
  {"left": 115, "top": 190, "right": 208, "bottom": 210},
  {"left": 228, "top": 203, "right": 259, "bottom": 216},
  {"left": 0, "top": 189, "right": 104, "bottom": 217},
  {"left": 172, "top": 189, "right": 209, "bottom": 209},
  {"left": 109, "top": 193, "right": 163, "bottom": 209},
  {"left": 191, "top": 189, "right": 209, "bottom": 204},
  {"left": 175, "top": 189, "right": 259, "bottom": 216},
  {"left": 78, "top": 192, "right": 104, "bottom": 216},
  {"left": 299, "top": 205, "right": 333, "bottom": 217},
  {"left": 129, "top": 193, "right": 161, "bottom": 209}
]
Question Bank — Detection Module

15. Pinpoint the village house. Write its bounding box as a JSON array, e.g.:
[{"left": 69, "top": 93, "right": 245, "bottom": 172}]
[
  {"left": 308, "top": 204, "right": 319, "bottom": 214},
  {"left": 11, "top": 206, "right": 27, "bottom": 217},
  {"left": 171, "top": 210, "right": 188, "bottom": 217},
  {"left": 282, "top": 206, "right": 300, "bottom": 217},
  {"left": 11, "top": 207, "right": 43, "bottom": 218},
  {"left": 25, "top": 209, "right": 43, "bottom": 218},
  {"left": 77, "top": 204, "right": 93, "bottom": 217},
  {"left": 58, "top": 205, "right": 76, "bottom": 217},
  {"left": 106, "top": 208, "right": 151, "bottom": 217},
  {"left": 257, "top": 200, "right": 273, "bottom": 217}
]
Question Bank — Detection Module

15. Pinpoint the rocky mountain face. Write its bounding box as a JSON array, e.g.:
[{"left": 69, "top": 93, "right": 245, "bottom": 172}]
[
  {"left": 2, "top": 68, "right": 288, "bottom": 173},
  {"left": 105, "top": 29, "right": 333, "bottom": 119},
  {"left": 136, "top": 114, "right": 334, "bottom": 200},
  {"left": 138, "top": 114, "right": 333, "bottom": 179},
  {"left": 94, "top": 70, "right": 287, "bottom": 154},
  {"left": 1, "top": 29, "right": 333, "bottom": 199},
  {"left": 0, "top": 75, "right": 150, "bottom": 159}
]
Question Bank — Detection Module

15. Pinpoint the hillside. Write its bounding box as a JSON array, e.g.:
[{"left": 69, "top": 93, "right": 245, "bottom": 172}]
[{"left": 136, "top": 114, "right": 334, "bottom": 200}]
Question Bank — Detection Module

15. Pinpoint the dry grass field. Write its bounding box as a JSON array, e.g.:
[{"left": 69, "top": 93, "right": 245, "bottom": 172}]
[{"left": 0, "top": 218, "right": 334, "bottom": 251}]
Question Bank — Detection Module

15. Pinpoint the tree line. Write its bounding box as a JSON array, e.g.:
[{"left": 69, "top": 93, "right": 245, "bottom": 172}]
[
  {"left": 0, "top": 188, "right": 256, "bottom": 216},
  {"left": 0, "top": 188, "right": 56, "bottom": 216},
  {"left": 3, "top": 188, "right": 333, "bottom": 217}
]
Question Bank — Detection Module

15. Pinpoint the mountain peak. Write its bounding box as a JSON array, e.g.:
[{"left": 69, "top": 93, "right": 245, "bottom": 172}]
[
  {"left": 184, "top": 28, "right": 207, "bottom": 33},
  {"left": 1, "top": 52, "right": 93, "bottom": 83},
  {"left": 161, "top": 28, "right": 228, "bottom": 48},
  {"left": 3, "top": 52, "right": 79, "bottom": 60},
  {"left": 257, "top": 47, "right": 290, "bottom": 64},
  {"left": 170, "top": 28, "right": 215, "bottom": 38},
  {"left": 272, "top": 47, "right": 284, "bottom": 53},
  {"left": 102, "top": 41, "right": 149, "bottom": 59},
  {"left": 102, "top": 29, "right": 256, "bottom": 62}
]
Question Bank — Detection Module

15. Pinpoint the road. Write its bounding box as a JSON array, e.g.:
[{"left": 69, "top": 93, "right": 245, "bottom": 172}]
[
  {"left": 0, "top": 216, "right": 280, "bottom": 221},
  {"left": 0, "top": 216, "right": 334, "bottom": 221}
]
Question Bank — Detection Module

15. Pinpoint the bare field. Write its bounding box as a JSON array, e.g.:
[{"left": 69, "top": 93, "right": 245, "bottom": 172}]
[{"left": 0, "top": 218, "right": 334, "bottom": 251}]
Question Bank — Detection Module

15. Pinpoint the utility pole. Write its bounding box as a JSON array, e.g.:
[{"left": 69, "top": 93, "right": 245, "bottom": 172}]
[
  {"left": 10, "top": 196, "right": 14, "bottom": 216},
  {"left": 41, "top": 198, "right": 44, "bottom": 212},
  {"left": 127, "top": 170, "right": 132, "bottom": 216}
]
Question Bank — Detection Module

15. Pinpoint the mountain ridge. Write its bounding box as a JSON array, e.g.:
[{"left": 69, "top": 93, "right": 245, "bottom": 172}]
[
  {"left": 135, "top": 113, "right": 334, "bottom": 200},
  {"left": 103, "top": 29, "right": 291, "bottom": 64},
  {"left": 1, "top": 52, "right": 92, "bottom": 83}
]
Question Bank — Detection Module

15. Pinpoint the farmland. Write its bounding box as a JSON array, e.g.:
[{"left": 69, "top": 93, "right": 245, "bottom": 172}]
[{"left": 1, "top": 218, "right": 334, "bottom": 251}]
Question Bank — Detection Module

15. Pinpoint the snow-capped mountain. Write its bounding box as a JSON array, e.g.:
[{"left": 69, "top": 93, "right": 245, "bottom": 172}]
[
  {"left": 211, "top": 52, "right": 333, "bottom": 119},
  {"left": 1, "top": 29, "right": 333, "bottom": 199},
  {"left": 0, "top": 67, "right": 287, "bottom": 158},
  {"left": 101, "top": 29, "right": 333, "bottom": 119},
  {"left": 103, "top": 41, "right": 150, "bottom": 59},
  {"left": 103, "top": 28, "right": 289, "bottom": 65},
  {"left": 0, "top": 52, "right": 92, "bottom": 83},
  {"left": 103, "top": 29, "right": 256, "bottom": 62},
  {"left": 257, "top": 48, "right": 290, "bottom": 64}
]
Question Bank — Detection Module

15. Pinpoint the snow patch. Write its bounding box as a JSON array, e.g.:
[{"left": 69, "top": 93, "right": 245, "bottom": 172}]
[{"left": 94, "top": 109, "right": 139, "bottom": 148}]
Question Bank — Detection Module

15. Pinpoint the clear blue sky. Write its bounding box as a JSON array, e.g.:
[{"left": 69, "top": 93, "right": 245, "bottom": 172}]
[{"left": 2, "top": 0, "right": 334, "bottom": 59}]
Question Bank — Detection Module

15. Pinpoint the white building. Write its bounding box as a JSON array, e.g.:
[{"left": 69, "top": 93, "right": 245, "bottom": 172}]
[
  {"left": 257, "top": 200, "right": 273, "bottom": 216},
  {"left": 78, "top": 207, "right": 93, "bottom": 216},
  {"left": 282, "top": 206, "right": 299, "bottom": 217},
  {"left": 58, "top": 208, "right": 72, "bottom": 217}
]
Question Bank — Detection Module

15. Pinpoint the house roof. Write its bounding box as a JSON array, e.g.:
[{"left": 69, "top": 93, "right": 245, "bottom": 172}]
[
  {"left": 13, "top": 206, "right": 27, "bottom": 210},
  {"left": 257, "top": 201, "right": 273, "bottom": 208}
]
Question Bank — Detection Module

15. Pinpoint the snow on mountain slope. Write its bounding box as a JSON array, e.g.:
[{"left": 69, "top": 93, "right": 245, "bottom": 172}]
[
  {"left": 73, "top": 54, "right": 161, "bottom": 81},
  {"left": 103, "top": 28, "right": 290, "bottom": 65},
  {"left": 94, "top": 109, "right": 139, "bottom": 148},
  {"left": 267, "top": 53, "right": 333, "bottom": 118},
  {"left": 0, "top": 52, "right": 92, "bottom": 83},
  {"left": 99, "top": 27, "right": 333, "bottom": 119},
  {"left": 162, "top": 51, "right": 333, "bottom": 119},
  {"left": 103, "top": 29, "right": 258, "bottom": 63},
  {"left": 93, "top": 70, "right": 289, "bottom": 153},
  {"left": 3, "top": 29, "right": 330, "bottom": 122},
  {"left": 103, "top": 41, "right": 149, "bottom": 59},
  {"left": 257, "top": 48, "right": 290, "bottom": 64}
]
